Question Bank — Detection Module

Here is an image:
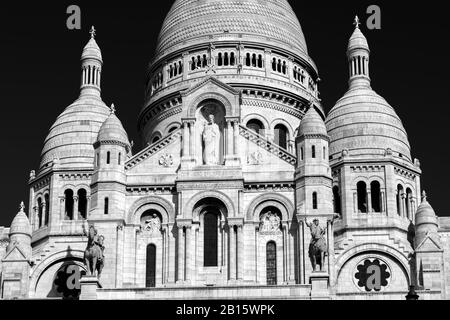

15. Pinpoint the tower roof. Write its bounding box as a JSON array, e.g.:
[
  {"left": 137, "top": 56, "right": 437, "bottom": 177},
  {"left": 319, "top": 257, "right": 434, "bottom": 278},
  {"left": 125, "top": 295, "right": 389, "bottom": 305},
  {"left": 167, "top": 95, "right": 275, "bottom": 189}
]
[
  {"left": 415, "top": 191, "right": 438, "bottom": 227},
  {"left": 81, "top": 26, "right": 102, "bottom": 62},
  {"left": 39, "top": 29, "right": 110, "bottom": 172},
  {"left": 154, "top": 0, "right": 308, "bottom": 60},
  {"left": 10, "top": 202, "right": 31, "bottom": 236},
  {"left": 348, "top": 16, "right": 369, "bottom": 53},
  {"left": 97, "top": 105, "right": 130, "bottom": 147},
  {"left": 326, "top": 18, "right": 412, "bottom": 162},
  {"left": 298, "top": 106, "right": 328, "bottom": 137}
]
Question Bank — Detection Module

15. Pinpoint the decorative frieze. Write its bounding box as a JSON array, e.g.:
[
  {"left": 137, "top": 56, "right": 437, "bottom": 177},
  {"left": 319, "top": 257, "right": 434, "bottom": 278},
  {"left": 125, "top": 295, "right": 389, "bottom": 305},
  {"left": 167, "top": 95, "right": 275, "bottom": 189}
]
[
  {"left": 59, "top": 173, "right": 92, "bottom": 181},
  {"left": 350, "top": 165, "right": 384, "bottom": 173},
  {"left": 126, "top": 186, "right": 176, "bottom": 195},
  {"left": 394, "top": 167, "right": 417, "bottom": 180},
  {"left": 244, "top": 183, "right": 294, "bottom": 192}
]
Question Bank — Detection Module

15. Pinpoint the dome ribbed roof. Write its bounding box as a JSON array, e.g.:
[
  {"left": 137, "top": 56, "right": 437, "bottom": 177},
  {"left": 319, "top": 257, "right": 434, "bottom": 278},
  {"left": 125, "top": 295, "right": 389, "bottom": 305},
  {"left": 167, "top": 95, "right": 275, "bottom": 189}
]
[
  {"left": 97, "top": 110, "right": 130, "bottom": 146},
  {"left": 82, "top": 37, "right": 102, "bottom": 61},
  {"left": 326, "top": 86, "right": 411, "bottom": 161},
  {"left": 348, "top": 27, "right": 369, "bottom": 52},
  {"left": 415, "top": 193, "right": 438, "bottom": 228},
  {"left": 154, "top": 0, "right": 308, "bottom": 59},
  {"left": 298, "top": 107, "right": 328, "bottom": 137},
  {"left": 10, "top": 204, "right": 31, "bottom": 236},
  {"left": 40, "top": 97, "right": 111, "bottom": 171}
]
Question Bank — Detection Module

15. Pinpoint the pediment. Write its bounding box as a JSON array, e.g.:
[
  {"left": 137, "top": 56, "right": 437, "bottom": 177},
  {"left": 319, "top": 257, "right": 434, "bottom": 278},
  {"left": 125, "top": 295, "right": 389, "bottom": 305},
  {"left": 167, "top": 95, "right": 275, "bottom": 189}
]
[
  {"left": 182, "top": 77, "right": 241, "bottom": 119},
  {"left": 125, "top": 130, "right": 181, "bottom": 178},
  {"left": 416, "top": 235, "right": 443, "bottom": 252},
  {"left": 182, "top": 76, "right": 240, "bottom": 97},
  {"left": 2, "top": 244, "right": 27, "bottom": 262}
]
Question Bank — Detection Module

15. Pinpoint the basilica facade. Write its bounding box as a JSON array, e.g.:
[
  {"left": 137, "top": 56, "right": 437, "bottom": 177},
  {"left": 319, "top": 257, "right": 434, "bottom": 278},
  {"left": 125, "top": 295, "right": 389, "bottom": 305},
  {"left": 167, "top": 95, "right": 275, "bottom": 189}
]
[{"left": 1, "top": 0, "right": 450, "bottom": 300}]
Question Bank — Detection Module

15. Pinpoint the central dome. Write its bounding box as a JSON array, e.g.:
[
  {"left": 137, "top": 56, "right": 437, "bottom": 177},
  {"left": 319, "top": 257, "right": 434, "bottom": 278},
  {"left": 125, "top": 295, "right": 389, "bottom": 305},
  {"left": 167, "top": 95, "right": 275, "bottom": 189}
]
[{"left": 155, "top": 0, "right": 308, "bottom": 59}]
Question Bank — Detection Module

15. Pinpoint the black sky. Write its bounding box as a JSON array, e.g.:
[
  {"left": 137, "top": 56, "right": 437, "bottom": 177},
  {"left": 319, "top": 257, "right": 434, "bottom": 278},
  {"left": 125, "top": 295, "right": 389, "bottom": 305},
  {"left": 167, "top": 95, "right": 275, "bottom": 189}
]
[{"left": 0, "top": 1, "right": 448, "bottom": 226}]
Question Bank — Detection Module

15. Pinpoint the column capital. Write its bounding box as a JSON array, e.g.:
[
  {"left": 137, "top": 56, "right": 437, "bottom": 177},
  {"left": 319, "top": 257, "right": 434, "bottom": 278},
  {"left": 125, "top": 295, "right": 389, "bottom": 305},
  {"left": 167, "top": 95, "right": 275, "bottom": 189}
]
[
  {"left": 176, "top": 218, "right": 193, "bottom": 228},
  {"left": 228, "top": 218, "right": 244, "bottom": 227}
]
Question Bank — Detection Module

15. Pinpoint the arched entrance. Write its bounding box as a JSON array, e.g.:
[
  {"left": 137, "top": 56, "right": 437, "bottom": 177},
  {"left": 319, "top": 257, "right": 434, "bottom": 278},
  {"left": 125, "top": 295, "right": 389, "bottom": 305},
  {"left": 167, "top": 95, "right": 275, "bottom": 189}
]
[
  {"left": 266, "top": 241, "right": 277, "bottom": 285},
  {"left": 146, "top": 244, "right": 156, "bottom": 288}
]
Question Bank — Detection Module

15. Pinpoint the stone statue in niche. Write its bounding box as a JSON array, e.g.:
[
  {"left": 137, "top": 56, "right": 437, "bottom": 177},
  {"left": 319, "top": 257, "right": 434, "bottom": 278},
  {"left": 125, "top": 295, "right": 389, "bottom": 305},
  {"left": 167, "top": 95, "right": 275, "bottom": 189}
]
[
  {"left": 144, "top": 214, "right": 161, "bottom": 234},
  {"left": 202, "top": 114, "right": 221, "bottom": 165},
  {"left": 260, "top": 211, "right": 281, "bottom": 233}
]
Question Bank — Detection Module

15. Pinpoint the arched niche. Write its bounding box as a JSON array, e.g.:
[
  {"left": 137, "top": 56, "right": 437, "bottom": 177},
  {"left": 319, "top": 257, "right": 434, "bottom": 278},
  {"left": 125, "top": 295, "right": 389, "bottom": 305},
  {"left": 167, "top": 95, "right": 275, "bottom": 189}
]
[
  {"left": 246, "top": 193, "right": 294, "bottom": 222},
  {"left": 194, "top": 99, "right": 226, "bottom": 165},
  {"left": 186, "top": 191, "right": 235, "bottom": 220},
  {"left": 127, "top": 196, "right": 175, "bottom": 225}
]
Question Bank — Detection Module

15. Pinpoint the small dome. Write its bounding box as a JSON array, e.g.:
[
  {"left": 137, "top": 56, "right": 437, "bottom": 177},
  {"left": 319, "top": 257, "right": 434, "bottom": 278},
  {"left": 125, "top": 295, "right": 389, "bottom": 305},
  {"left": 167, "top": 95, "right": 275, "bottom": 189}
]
[
  {"left": 10, "top": 203, "right": 31, "bottom": 236},
  {"left": 81, "top": 28, "right": 102, "bottom": 61},
  {"left": 415, "top": 192, "right": 438, "bottom": 230},
  {"left": 326, "top": 86, "right": 411, "bottom": 161},
  {"left": 97, "top": 106, "right": 130, "bottom": 147},
  {"left": 298, "top": 107, "right": 328, "bottom": 137},
  {"left": 348, "top": 26, "right": 369, "bottom": 52}
]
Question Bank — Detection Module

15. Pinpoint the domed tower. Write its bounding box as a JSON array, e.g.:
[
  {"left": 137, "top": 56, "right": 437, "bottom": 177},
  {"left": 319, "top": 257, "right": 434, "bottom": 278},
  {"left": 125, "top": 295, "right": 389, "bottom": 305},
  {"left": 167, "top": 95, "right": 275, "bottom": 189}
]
[
  {"left": 295, "top": 105, "right": 333, "bottom": 215},
  {"left": 413, "top": 192, "right": 444, "bottom": 292},
  {"left": 1, "top": 203, "right": 32, "bottom": 299},
  {"left": 138, "top": 0, "right": 322, "bottom": 161},
  {"left": 29, "top": 28, "right": 111, "bottom": 232},
  {"left": 90, "top": 105, "right": 131, "bottom": 219},
  {"left": 326, "top": 17, "right": 422, "bottom": 228}
]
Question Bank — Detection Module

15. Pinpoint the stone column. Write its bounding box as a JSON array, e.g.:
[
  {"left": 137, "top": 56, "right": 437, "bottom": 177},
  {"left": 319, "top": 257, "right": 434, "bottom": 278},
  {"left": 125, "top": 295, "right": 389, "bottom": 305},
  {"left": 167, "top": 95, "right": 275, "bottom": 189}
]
[
  {"left": 177, "top": 227, "right": 184, "bottom": 283},
  {"left": 189, "top": 121, "right": 195, "bottom": 159},
  {"left": 298, "top": 219, "right": 305, "bottom": 284},
  {"left": 288, "top": 56, "right": 294, "bottom": 83},
  {"left": 264, "top": 49, "right": 272, "bottom": 77},
  {"left": 227, "top": 120, "right": 233, "bottom": 158},
  {"left": 237, "top": 225, "right": 243, "bottom": 281},
  {"left": 229, "top": 225, "right": 236, "bottom": 281},
  {"left": 42, "top": 203, "right": 47, "bottom": 226},
  {"left": 182, "top": 52, "right": 190, "bottom": 81},
  {"left": 182, "top": 122, "right": 189, "bottom": 159},
  {"left": 381, "top": 192, "right": 386, "bottom": 214},
  {"left": 168, "top": 224, "right": 176, "bottom": 283},
  {"left": 288, "top": 223, "right": 295, "bottom": 283},
  {"left": 185, "top": 226, "right": 192, "bottom": 283},
  {"left": 59, "top": 197, "right": 65, "bottom": 221},
  {"left": 233, "top": 121, "right": 240, "bottom": 157},
  {"left": 400, "top": 193, "right": 406, "bottom": 218},
  {"left": 367, "top": 191, "right": 372, "bottom": 213},
  {"left": 73, "top": 196, "right": 79, "bottom": 221}
]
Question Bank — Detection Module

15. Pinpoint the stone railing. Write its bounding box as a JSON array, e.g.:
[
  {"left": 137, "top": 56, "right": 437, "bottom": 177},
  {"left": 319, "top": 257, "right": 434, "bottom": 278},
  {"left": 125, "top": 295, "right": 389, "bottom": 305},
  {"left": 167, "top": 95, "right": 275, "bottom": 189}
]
[
  {"left": 239, "top": 125, "right": 297, "bottom": 166},
  {"left": 125, "top": 129, "right": 182, "bottom": 171}
]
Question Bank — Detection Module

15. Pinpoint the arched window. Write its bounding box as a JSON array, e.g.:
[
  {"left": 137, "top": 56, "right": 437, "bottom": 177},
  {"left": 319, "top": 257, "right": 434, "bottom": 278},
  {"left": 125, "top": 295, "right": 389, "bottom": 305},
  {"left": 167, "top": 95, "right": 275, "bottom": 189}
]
[
  {"left": 204, "top": 211, "right": 218, "bottom": 267},
  {"left": 396, "top": 185, "right": 404, "bottom": 216},
  {"left": 168, "top": 126, "right": 178, "bottom": 134},
  {"left": 217, "top": 53, "right": 223, "bottom": 66},
  {"left": 258, "top": 55, "right": 263, "bottom": 68},
  {"left": 191, "top": 57, "right": 196, "bottom": 71},
  {"left": 96, "top": 153, "right": 100, "bottom": 167},
  {"left": 272, "top": 58, "right": 277, "bottom": 71},
  {"left": 312, "top": 192, "right": 318, "bottom": 210},
  {"left": 323, "top": 146, "right": 326, "bottom": 160},
  {"left": 406, "top": 188, "right": 413, "bottom": 219},
  {"left": 333, "top": 186, "right": 341, "bottom": 214},
  {"left": 118, "top": 153, "right": 122, "bottom": 165},
  {"left": 247, "top": 119, "right": 265, "bottom": 136},
  {"left": 106, "top": 151, "right": 111, "bottom": 165},
  {"left": 247, "top": 53, "right": 251, "bottom": 67},
  {"left": 300, "top": 147, "right": 304, "bottom": 161},
  {"left": 274, "top": 124, "right": 289, "bottom": 150},
  {"left": 312, "top": 145, "right": 316, "bottom": 159},
  {"left": 78, "top": 189, "right": 88, "bottom": 220},
  {"left": 104, "top": 197, "right": 109, "bottom": 215},
  {"left": 224, "top": 52, "right": 229, "bottom": 66},
  {"left": 146, "top": 244, "right": 156, "bottom": 288},
  {"left": 37, "top": 198, "right": 43, "bottom": 228},
  {"left": 266, "top": 241, "right": 277, "bottom": 285},
  {"left": 371, "top": 181, "right": 382, "bottom": 213},
  {"left": 357, "top": 182, "right": 368, "bottom": 213},
  {"left": 152, "top": 136, "right": 161, "bottom": 144},
  {"left": 64, "top": 189, "right": 74, "bottom": 220},
  {"left": 230, "top": 52, "right": 236, "bottom": 66},
  {"left": 44, "top": 194, "right": 50, "bottom": 226}
]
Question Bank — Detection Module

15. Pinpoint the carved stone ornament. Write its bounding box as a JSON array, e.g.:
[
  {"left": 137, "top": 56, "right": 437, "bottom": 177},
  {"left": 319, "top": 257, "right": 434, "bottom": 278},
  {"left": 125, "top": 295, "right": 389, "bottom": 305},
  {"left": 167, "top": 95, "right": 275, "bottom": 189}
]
[
  {"left": 144, "top": 214, "right": 162, "bottom": 234},
  {"left": 248, "top": 151, "right": 264, "bottom": 165},
  {"left": 259, "top": 211, "right": 281, "bottom": 233},
  {"left": 159, "top": 154, "right": 174, "bottom": 167}
]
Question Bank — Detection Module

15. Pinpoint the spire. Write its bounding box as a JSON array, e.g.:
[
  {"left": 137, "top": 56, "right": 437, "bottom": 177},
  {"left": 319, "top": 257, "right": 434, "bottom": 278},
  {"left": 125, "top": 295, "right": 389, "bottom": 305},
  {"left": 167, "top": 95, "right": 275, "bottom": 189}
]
[
  {"left": 422, "top": 190, "right": 428, "bottom": 202},
  {"left": 80, "top": 26, "right": 103, "bottom": 97},
  {"left": 347, "top": 16, "right": 371, "bottom": 88},
  {"left": 110, "top": 103, "right": 116, "bottom": 115}
]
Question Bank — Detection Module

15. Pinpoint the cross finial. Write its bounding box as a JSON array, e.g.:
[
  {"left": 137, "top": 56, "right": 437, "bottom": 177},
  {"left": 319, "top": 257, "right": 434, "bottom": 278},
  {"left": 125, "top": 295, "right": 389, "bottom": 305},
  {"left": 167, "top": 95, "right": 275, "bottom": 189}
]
[
  {"left": 422, "top": 191, "right": 428, "bottom": 202},
  {"left": 90, "top": 26, "right": 96, "bottom": 39},
  {"left": 110, "top": 103, "right": 116, "bottom": 114},
  {"left": 19, "top": 202, "right": 25, "bottom": 212},
  {"left": 354, "top": 15, "right": 361, "bottom": 29}
]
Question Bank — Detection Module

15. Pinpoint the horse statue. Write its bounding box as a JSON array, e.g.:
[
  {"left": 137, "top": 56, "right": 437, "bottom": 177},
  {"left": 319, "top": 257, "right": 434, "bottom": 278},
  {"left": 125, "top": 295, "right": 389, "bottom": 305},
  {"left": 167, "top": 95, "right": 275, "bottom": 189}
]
[
  {"left": 306, "top": 219, "right": 328, "bottom": 272},
  {"left": 84, "top": 225, "right": 105, "bottom": 278}
]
